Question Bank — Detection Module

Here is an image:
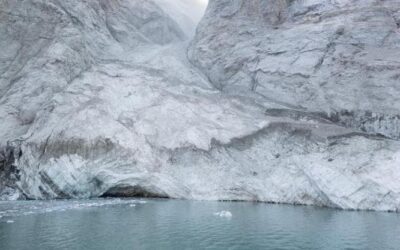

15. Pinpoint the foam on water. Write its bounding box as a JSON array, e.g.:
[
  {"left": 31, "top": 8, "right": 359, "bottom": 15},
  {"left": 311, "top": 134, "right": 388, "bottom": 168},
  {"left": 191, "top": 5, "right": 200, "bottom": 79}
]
[{"left": 0, "top": 199, "right": 148, "bottom": 221}]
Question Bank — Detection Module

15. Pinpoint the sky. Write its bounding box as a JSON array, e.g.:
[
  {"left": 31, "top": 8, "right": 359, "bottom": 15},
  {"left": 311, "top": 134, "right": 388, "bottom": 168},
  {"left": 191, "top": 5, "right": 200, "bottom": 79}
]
[
  {"left": 153, "top": 0, "right": 208, "bottom": 35},
  {"left": 195, "top": 0, "right": 208, "bottom": 7}
]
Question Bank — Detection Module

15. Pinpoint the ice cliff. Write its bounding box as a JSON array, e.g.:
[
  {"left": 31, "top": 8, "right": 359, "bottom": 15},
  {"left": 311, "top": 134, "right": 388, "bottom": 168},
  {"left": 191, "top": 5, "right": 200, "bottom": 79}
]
[
  {"left": 189, "top": 0, "right": 400, "bottom": 139},
  {"left": 1, "top": 0, "right": 400, "bottom": 212}
]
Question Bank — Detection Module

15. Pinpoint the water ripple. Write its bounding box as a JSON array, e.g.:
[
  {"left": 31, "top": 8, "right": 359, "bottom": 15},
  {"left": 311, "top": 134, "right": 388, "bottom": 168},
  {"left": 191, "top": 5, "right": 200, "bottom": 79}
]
[{"left": 0, "top": 200, "right": 399, "bottom": 250}]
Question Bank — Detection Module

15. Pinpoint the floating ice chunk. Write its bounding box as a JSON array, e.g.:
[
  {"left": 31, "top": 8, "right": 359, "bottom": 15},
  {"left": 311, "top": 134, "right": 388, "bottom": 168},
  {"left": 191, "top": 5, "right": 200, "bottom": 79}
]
[
  {"left": 214, "top": 211, "right": 232, "bottom": 218},
  {"left": 137, "top": 201, "right": 147, "bottom": 204},
  {"left": 129, "top": 204, "right": 136, "bottom": 207},
  {"left": 6, "top": 220, "right": 14, "bottom": 224}
]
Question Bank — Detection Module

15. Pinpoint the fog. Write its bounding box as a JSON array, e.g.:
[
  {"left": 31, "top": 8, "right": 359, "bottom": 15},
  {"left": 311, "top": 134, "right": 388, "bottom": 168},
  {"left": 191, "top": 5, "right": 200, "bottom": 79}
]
[{"left": 154, "top": 0, "right": 209, "bottom": 35}]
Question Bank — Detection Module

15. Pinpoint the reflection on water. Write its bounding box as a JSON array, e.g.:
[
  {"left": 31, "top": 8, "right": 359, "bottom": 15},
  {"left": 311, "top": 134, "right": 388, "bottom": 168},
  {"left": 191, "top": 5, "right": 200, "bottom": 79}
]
[{"left": 1, "top": 199, "right": 399, "bottom": 250}]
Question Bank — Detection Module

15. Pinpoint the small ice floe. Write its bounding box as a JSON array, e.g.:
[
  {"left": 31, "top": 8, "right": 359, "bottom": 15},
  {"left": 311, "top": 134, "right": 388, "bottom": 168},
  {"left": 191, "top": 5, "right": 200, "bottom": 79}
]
[
  {"left": 6, "top": 220, "right": 14, "bottom": 224},
  {"left": 86, "top": 203, "right": 97, "bottom": 207},
  {"left": 129, "top": 204, "right": 136, "bottom": 207},
  {"left": 137, "top": 200, "right": 147, "bottom": 204},
  {"left": 214, "top": 210, "right": 232, "bottom": 218}
]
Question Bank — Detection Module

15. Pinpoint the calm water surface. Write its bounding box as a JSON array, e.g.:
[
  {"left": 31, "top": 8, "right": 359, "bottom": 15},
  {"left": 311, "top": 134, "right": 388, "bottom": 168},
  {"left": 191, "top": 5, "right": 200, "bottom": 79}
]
[{"left": 0, "top": 199, "right": 399, "bottom": 250}]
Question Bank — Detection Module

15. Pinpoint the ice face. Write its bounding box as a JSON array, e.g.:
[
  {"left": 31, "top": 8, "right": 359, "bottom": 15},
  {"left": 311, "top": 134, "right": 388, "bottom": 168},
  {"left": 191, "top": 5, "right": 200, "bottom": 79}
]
[
  {"left": 189, "top": 0, "right": 400, "bottom": 138},
  {"left": 0, "top": 0, "right": 400, "bottom": 212}
]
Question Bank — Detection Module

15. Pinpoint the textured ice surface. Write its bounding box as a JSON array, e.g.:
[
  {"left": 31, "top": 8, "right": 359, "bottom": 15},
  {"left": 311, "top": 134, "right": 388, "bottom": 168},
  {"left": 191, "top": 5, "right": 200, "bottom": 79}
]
[
  {"left": 0, "top": 0, "right": 400, "bottom": 211},
  {"left": 189, "top": 0, "right": 400, "bottom": 139}
]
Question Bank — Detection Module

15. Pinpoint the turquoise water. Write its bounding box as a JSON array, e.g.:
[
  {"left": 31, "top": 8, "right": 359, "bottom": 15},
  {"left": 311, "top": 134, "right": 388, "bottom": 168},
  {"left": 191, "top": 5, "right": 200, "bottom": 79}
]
[{"left": 0, "top": 199, "right": 399, "bottom": 250}]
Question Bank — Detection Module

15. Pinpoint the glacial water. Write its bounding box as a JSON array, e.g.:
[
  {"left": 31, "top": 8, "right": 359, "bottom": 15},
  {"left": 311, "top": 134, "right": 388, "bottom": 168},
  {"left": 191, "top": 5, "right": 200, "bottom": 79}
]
[{"left": 0, "top": 199, "right": 399, "bottom": 250}]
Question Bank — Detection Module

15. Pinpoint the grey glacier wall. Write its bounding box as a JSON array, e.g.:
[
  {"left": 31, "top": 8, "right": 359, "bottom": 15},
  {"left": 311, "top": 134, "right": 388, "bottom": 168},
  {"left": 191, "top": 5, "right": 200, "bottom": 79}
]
[
  {"left": 1, "top": 0, "right": 400, "bottom": 212},
  {"left": 189, "top": 0, "right": 400, "bottom": 139}
]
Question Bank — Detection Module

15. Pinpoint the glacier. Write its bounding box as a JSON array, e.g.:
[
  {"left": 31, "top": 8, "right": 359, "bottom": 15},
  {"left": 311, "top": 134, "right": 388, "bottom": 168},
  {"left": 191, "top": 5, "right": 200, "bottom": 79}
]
[{"left": 0, "top": 0, "right": 400, "bottom": 212}]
